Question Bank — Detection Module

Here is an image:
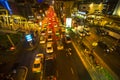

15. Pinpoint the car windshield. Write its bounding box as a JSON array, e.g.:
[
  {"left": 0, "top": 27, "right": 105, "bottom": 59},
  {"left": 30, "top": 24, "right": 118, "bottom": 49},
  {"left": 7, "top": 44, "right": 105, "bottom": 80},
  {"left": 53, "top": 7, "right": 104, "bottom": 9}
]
[
  {"left": 48, "top": 47, "right": 52, "bottom": 49},
  {"left": 34, "top": 63, "right": 40, "bottom": 68},
  {"left": 66, "top": 37, "right": 71, "bottom": 41},
  {"left": 48, "top": 35, "right": 52, "bottom": 38},
  {"left": 40, "top": 37, "right": 44, "bottom": 40},
  {"left": 41, "top": 30, "right": 45, "bottom": 33}
]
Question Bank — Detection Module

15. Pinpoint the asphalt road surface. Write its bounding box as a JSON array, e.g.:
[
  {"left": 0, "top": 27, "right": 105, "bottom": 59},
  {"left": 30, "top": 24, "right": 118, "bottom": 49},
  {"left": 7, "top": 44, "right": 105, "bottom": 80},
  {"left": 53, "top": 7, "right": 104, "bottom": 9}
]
[{"left": 55, "top": 42, "right": 92, "bottom": 80}]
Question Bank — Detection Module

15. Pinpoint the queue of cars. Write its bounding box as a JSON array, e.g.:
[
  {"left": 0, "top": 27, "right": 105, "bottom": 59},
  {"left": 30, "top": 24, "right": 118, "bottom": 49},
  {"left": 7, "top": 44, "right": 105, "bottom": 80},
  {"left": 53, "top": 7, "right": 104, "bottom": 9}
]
[
  {"left": 35, "top": 23, "right": 72, "bottom": 80},
  {"left": 38, "top": 26, "right": 72, "bottom": 79}
]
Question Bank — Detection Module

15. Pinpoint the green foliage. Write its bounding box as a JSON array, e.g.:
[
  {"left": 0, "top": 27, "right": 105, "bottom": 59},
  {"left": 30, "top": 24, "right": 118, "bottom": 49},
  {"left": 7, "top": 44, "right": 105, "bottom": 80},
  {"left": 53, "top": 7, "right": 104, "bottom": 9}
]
[{"left": 0, "top": 33, "right": 22, "bottom": 51}]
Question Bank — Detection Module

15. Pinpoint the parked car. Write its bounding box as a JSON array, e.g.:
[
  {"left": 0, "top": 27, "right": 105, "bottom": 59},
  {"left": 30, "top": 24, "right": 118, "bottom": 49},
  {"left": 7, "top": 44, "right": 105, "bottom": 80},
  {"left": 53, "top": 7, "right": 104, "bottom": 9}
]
[
  {"left": 96, "top": 28, "right": 108, "bottom": 36},
  {"left": 98, "top": 41, "right": 113, "bottom": 53}
]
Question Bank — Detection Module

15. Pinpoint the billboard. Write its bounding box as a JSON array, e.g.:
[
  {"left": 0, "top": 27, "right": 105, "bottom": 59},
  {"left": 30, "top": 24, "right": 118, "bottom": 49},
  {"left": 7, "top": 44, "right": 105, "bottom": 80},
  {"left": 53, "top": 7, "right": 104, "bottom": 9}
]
[
  {"left": 25, "top": 34, "right": 32, "bottom": 42},
  {"left": 66, "top": 18, "right": 72, "bottom": 28}
]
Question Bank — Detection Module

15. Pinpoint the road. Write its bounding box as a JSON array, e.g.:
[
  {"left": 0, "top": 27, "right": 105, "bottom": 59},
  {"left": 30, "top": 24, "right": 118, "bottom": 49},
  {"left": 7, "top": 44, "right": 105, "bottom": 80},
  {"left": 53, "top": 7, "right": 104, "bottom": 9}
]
[
  {"left": 11, "top": 35, "right": 91, "bottom": 80},
  {"left": 41, "top": 39, "right": 91, "bottom": 80},
  {"left": 56, "top": 43, "right": 91, "bottom": 80}
]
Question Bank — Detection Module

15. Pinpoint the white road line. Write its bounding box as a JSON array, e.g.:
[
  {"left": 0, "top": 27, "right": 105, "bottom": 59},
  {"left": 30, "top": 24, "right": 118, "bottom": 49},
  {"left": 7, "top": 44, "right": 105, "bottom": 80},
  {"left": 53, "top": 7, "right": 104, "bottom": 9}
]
[{"left": 70, "top": 67, "right": 74, "bottom": 75}]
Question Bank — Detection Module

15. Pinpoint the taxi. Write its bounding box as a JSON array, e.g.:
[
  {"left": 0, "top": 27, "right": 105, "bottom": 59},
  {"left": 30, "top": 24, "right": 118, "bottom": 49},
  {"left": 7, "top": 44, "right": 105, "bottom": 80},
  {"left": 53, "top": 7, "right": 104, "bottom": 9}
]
[{"left": 32, "top": 53, "right": 43, "bottom": 73}]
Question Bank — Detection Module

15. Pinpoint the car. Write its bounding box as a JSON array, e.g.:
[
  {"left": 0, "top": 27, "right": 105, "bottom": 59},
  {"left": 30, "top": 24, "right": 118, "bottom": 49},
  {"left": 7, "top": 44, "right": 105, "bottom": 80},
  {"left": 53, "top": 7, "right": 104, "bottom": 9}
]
[
  {"left": 84, "top": 31, "right": 91, "bottom": 36},
  {"left": 65, "top": 35, "right": 71, "bottom": 43},
  {"left": 45, "top": 54, "right": 55, "bottom": 60},
  {"left": 48, "top": 29, "right": 52, "bottom": 34},
  {"left": 41, "top": 30, "right": 46, "bottom": 36},
  {"left": 98, "top": 41, "right": 113, "bottom": 53},
  {"left": 61, "top": 27, "right": 66, "bottom": 32},
  {"left": 84, "top": 27, "right": 90, "bottom": 32},
  {"left": 35, "top": 53, "right": 44, "bottom": 61},
  {"left": 55, "top": 30, "right": 60, "bottom": 35},
  {"left": 45, "top": 59, "right": 56, "bottom": 79},
  {"left": 54, "top": 24, "right": 58, "bottom": 28},
  {"left": 78, "top": 31, "right": 86, "bottom": 37},
  {"left": 40, "top": 36, "right": 46, "bottom": 44},
  {"left": 96, "top": 28, "right": 108, "bottom": 36},
  {"left": 57, "top": 41, "right": 64, "bottom": 50},
  {"left": 46, "top": 42, "right": 53, "bottom": 53},
  {"left": 113, "top": 45, "right": 120, "bottom": 55},
  {"left": 32, "top": 54, "right": 43, "bottom": 73},
  {"left": 47, "top": 34, "right": 53, "bottom": 41}
]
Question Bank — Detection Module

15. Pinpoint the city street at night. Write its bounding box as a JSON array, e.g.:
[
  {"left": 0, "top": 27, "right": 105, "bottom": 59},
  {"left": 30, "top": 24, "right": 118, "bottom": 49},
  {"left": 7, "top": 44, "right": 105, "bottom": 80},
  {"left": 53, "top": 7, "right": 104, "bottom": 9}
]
[{"left": 0, "top": 0, "right": 120, "bottom": 80}]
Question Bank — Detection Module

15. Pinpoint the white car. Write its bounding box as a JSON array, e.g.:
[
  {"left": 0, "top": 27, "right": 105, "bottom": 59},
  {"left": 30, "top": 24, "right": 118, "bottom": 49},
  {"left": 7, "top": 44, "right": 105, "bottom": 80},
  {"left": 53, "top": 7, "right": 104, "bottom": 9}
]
[{"left": 46, "top": 42, "right": 53, "bottom": 53}]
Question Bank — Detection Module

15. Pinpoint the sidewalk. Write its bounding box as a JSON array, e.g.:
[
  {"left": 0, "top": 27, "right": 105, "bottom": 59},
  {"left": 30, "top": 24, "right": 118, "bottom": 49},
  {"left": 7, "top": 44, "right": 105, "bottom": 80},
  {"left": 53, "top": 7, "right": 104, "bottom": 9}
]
[{"left": 72, "top": 40, "right": 115, "bottom": 80}]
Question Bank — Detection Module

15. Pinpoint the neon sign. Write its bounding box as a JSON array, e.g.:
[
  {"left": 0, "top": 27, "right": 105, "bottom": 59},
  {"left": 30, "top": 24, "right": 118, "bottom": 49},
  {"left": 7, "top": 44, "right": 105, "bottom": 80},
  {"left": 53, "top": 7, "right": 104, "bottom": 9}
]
[{"left": 0, "top": 0, "right": 12, "bottom": 14}]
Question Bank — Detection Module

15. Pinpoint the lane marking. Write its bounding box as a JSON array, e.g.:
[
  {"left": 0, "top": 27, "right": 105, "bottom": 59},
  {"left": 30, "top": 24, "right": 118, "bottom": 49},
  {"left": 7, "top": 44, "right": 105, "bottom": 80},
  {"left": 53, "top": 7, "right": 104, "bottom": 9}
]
[{"left": 70, "top": 67, "right": 74, "bottom": 75}]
